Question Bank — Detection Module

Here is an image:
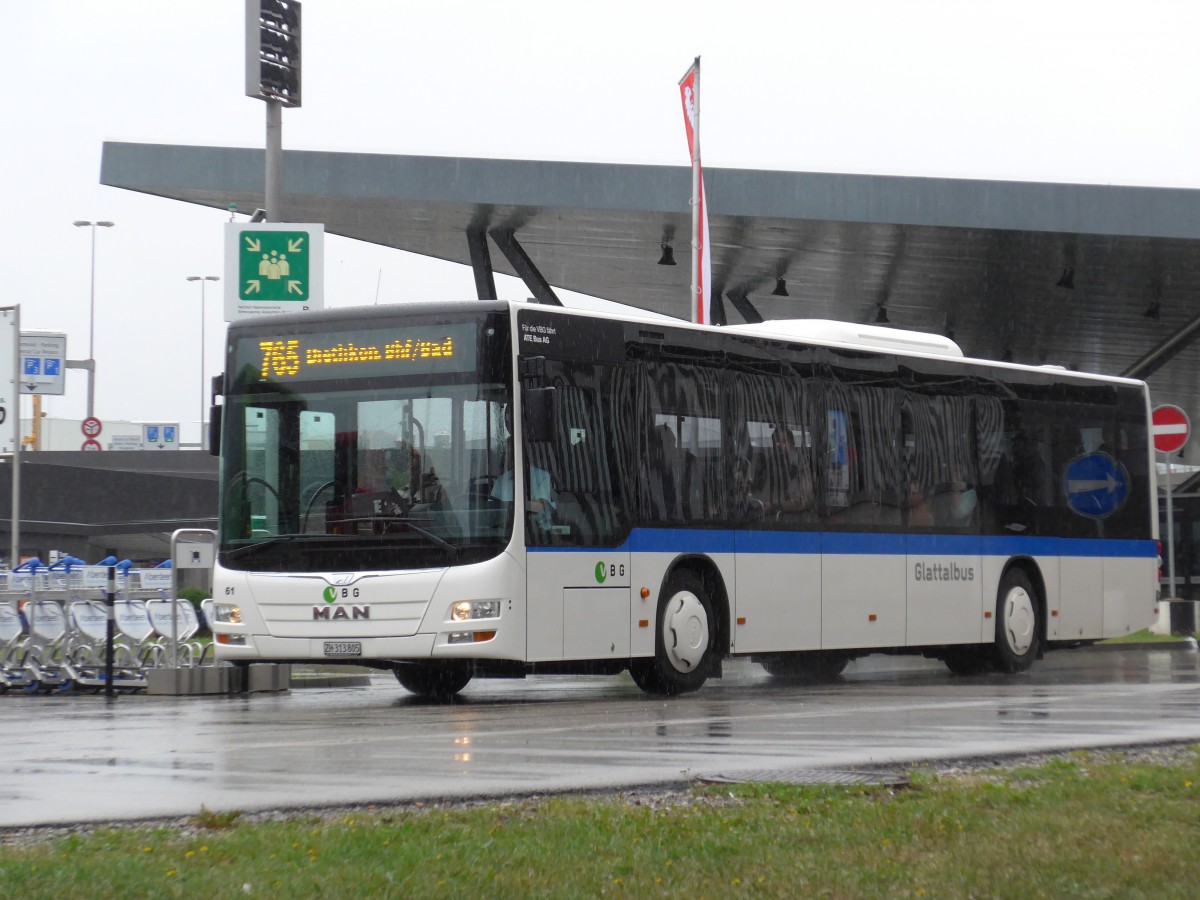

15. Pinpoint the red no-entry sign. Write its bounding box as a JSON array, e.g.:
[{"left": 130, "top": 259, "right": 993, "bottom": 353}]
[{"left": 1152, "top": 404, "right": 1191, "bottom": 454}]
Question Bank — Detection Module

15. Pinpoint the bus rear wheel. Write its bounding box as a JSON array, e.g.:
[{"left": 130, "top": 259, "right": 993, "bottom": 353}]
[
  {"left": 995, "top": 568, "right": 1040, "bottom": 673},
  {"left": 393, "top": 663, "right": 472, "bottom": 699},
  {"left": 629, "top": 571, "right": 715, "bottom": 696}
]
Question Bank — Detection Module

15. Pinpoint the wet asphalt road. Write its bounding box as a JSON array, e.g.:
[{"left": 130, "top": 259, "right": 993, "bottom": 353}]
[{"left": 3, "top": 647, "right": 1200, "bottom": 827}]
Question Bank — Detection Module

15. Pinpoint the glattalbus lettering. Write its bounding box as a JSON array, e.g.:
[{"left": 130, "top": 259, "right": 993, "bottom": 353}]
[
  {"left": 913, "top": 562, "right": 975, "bottom": 582},
  {"left": 313, "top": 606, "right": 371, "bottom": 620}
]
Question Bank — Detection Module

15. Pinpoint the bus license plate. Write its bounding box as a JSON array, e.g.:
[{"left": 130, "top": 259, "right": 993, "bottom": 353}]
[{"left": 323, "top": 641, "right": 362, "bottom": 658}]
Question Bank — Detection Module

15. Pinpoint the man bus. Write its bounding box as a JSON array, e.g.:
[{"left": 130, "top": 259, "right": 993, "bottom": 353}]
[{"left": 208, "top": 301, "right": 1157, "bottom": 697}]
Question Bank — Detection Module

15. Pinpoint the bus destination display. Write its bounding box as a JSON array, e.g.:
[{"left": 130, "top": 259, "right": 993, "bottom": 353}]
[{"left": 239, "top": 323, "right": 477, "bottom": 382}]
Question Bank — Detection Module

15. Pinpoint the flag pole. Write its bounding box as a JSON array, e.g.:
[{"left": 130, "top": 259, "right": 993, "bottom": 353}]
[{"left": 689, "top": 57, "right": 701, "bottom": 323}]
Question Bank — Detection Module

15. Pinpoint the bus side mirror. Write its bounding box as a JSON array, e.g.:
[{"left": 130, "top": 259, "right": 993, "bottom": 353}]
[
  {"left": 208, "top": 372, "right": 224, "bottom": 456},
  {"left": 523, "top": 387, "right": 556, "bottom": 443},
  {"left": 208, "top": 405, "right": 222, "bottom": 456}
]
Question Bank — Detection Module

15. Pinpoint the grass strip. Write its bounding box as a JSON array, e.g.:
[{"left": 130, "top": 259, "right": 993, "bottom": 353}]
[{"left": 3, "top": 748, "right": 1200, "bottom": 897}]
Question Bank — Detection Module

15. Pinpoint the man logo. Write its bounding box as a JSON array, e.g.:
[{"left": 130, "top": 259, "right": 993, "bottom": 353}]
[{"left": 313, "top": 605, "right": 370, "bottom": 621}]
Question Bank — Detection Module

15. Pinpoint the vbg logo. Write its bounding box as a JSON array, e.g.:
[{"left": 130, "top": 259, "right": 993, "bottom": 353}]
[
  {"left": 594, "top": 561, "right": 625, "bottom": 584},
  {"left": 322, "top": 586, "right": 360, "bottom": 603}
]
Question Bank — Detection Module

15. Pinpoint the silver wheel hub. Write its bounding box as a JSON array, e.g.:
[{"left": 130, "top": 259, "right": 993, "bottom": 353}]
[
  {"left": 1003, "top": 586, "right": 1035, "bottom": 656},
  {"left": 663, "top": 590, "right": 709, "bottom": 673}
]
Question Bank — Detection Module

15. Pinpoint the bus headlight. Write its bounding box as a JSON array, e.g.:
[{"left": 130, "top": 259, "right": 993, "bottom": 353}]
[
  {"left": 450, "top": 601, "right": 500, "bottom": 622},
  {"left": 215, "top": 603, "right": 242, "bottom": 624}
]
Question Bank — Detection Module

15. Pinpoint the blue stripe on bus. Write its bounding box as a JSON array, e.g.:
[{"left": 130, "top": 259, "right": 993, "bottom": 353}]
[{"left": 529, "top": 528, "right": 1157, "bottom": 559}]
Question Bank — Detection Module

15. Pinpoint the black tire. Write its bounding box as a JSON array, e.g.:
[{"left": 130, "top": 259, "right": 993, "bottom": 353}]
[
  {"left": 393, "top": 663, "right": 472, "bottom": 699},
  {"left": 994, "top": 568, "right": 1041, "bottom": 673},
  {"left": 629, "top": 570, "right": 716, "bottom": 696},
  {"left": 761, "top": 651, "right": 849, "bottom": 682}
]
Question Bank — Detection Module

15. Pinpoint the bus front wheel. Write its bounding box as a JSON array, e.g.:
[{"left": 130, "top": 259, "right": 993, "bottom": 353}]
[
  {"left": 393, "top": 663, "right": 472, "bottom": 699},
  {"left": 995, "top": 568, "right": 1040, "bottom": 673},
  {"left": 630, "top": 571, "right": 715, "bottom": 696}
]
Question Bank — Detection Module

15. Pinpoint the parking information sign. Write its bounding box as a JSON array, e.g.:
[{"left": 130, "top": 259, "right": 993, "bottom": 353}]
[
  {"left": 18, "top": 332, "right": 67, "bottom": 395},
  {"left": 224, "top": 222, "right": 324, "bottom": 321},
  {"left": 142, "top": 423, "right": 180, "bottom": 451}
]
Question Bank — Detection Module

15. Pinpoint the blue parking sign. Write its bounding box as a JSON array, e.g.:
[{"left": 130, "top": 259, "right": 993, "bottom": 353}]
[
  {"left": 147, "top": 426, "right": 159, "bottom": 442},
  {"left": 23, "top": 358, "right": 40, "bottom": 375},
  {"left": 44, "top": 358, "right": 61, "bottom": 376},
  {"left": 164, "top": 426, "right": 176, "bottom": 443}
]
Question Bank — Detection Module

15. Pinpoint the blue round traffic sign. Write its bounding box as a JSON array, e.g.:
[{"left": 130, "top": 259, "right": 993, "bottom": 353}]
[{"left": 1064, "top": 452, "right": 1128, "bottom": 519}]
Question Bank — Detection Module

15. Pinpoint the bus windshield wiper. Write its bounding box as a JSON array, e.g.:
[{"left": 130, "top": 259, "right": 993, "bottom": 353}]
[
  {"left": 377, "top": 516, "right": 460, "bottom": 556},
  {"left": 222, "top": 533, "right": 311, "bottom": 560}
]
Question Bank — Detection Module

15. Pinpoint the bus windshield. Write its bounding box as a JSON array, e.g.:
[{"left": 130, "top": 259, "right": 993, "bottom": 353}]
[{"left": 218, "top": 309, "right": 513, "bottom": 572}]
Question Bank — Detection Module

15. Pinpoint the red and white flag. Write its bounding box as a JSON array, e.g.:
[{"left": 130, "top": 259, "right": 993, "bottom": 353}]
[{"left": 679, "top": 57, "right": 712, "bottom": 325}]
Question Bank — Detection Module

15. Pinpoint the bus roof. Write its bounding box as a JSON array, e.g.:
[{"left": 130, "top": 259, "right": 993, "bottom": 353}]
[{"left": 723, "top": 319, "right": 965, "bottom": 358}]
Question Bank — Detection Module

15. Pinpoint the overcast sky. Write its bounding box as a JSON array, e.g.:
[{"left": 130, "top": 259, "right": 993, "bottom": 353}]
[{"left": 3, "top": 0, "right": 1199, "bottom": 445}]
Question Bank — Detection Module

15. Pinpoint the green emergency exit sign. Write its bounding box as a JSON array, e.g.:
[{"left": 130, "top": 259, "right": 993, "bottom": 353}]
[{"left": 237, "top": 230, "right": 311, "bottom": 302}]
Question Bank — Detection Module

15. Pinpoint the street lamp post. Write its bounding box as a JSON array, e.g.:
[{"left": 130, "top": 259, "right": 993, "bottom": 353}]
[
  {"left": 187, "top": 275, "right": 219, "bottom": 450},
  {"left": 73, "top": 220, "right": 114, "bottom": 421}
]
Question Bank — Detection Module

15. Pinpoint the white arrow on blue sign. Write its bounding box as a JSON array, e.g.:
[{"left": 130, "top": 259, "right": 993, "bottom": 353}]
[{"left": 1064, "top": 452, "right": 1129, "bottom": 519}]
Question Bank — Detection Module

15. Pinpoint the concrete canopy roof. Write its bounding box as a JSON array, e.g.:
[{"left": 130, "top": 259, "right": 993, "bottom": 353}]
[{"left": 101, "top": 141, "right": 1200, "bottom": 449}]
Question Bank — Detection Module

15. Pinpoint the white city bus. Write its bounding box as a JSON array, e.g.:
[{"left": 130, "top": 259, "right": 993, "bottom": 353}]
[{"left": 208, "top": 300, "right": 1158, "bottom": 697}]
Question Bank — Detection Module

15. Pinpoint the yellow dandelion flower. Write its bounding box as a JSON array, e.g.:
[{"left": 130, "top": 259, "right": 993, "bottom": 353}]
[{"left": 166, "top": 869, "right": 178, "bottom": 877}]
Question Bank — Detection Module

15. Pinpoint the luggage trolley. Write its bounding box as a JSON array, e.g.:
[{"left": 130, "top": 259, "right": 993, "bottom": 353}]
[
  {"left": 0, "top": 596, "right": 30, "bottom": 692},
  {"left": 22, "top": 597, "right": 72, "bottom": 692},
  {"left": 63, "top": 598, "right": 149, "bottom": 692},
  {"left": 145, "top": 597, "right": 210, "bottom": 667}
]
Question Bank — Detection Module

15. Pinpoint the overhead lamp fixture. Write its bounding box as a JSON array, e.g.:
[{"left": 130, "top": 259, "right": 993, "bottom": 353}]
[
  {"left": 772, "top": 276, "right": 788, "bottom": 297},
  {"left": 1055, "top": 266, "right": 1075, "bottom": 289},
  {"left": 657, "top": 242, "right": 676, "bottom": 266}
]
